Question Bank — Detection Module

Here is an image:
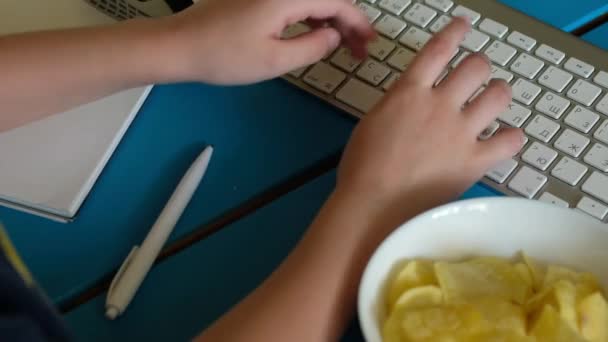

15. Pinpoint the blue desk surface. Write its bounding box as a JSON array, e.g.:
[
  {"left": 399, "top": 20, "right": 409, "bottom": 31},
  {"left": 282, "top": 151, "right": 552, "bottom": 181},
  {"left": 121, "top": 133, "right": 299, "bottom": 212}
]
[{"left": 1, "top": 1, "right": 606, "bottom": 341}]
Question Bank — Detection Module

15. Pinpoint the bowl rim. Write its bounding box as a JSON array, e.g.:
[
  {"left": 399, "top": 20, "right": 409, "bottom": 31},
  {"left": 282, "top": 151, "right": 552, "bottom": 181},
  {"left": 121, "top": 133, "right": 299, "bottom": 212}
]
[{"left": 356, "top": 196, "right": 608, "bottom": 342}]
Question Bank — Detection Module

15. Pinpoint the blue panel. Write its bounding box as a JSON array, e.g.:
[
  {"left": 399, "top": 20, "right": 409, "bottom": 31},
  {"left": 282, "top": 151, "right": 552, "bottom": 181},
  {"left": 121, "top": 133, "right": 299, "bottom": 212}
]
[
  {"left": 64, "top": 172, "right": 337, "bottom": 342},
  {"left": 0, "top": 80, "right": 354, "bottom": 302},
  {"left": 582, "top": 23, "right": 608, "bottom": 49},
  {"left": 499, "top": 0, "right": 608, "bottom": 32}
]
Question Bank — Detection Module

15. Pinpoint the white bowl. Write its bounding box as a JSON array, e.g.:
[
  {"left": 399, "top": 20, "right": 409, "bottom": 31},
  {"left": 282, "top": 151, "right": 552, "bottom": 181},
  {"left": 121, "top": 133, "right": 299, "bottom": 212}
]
[{"left": 357, "top": 197, "right": 608, "bottom": 342}]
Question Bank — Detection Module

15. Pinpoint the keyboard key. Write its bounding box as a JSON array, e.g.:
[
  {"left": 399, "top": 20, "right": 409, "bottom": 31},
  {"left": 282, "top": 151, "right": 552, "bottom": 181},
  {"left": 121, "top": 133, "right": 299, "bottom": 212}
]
[
  {"left": 498, "top": 101, "right": 531, "bottom": 128},
  {"left": 478, "top": 18, "right": 508, "bottom": 38},
  {"left": 330, "top": 48, "right": 362, "bottom": 72},
  {"left": 507, "top": 31, "right": 536, "bottom": 51},
  {"left": 539, "top": 192, "right": 569, "bottom": 208},
  {"left": 461, "top": 29, "right": 489, "bottom": 52},
  {"left": 596, "top": 94, "right": 608, "bottom": 116},
  {"left": 399, "top": 27, "right": 432, "bottom": 51},
  {"left": 375, "top": 15, "right": 407, "bottom": 39},
  {"left": 357, "top": 2, "right": 382, "bottom": 23},
  {"left": 424, "top": 0, "right": 453, "bottom": 12},
  {"left": 525, "top": 114, "right": 560, "bottom": 143},
  {"left": 584, "top": 143, "right": 608, "bottom": 172},
  {"left": 512, "top": 79, "right": 541, "bottom": 105},
  {"left": 535, "top": 92, "right": 570, "bottom": 119},
  {"left": 510, "top": 53, "right": 544, "bottom": 79},
  {"left": 387, "top": 47, "right": 416, "bottom": 71},
  {"left": 594, "top": 120, "right": 608, "bottom": 145},
  {"left": 551, "top": 157, "right": 587, "bottom": 186},
  {"left": 336, "top": 78, "right": 384, "bottom": 112},
  {"left": 451, "top": 51, "right": 470, "bottom": 68},
  {"left": 564, "top": 105, "right": 599, "bottom": 134},
  {"left": 567, "top": 79, "right": 602, "bottom": 107},
  {"left": 508, "top": 166, "right": 547, "bottom": 199},
  {"left": 288, "top": 66, "right": 309, "bottom": 78},
  {"left": 564, "top": 57, "right": 594, "bottom": 78},
  {"left": 281, "top": 23, "right": 310, "bottom": 39},
  {"left": 403, "top": 3, "right": 437, "bottom": 28},
  {"left": 488, "top": 65, "right": 513, "bottom": 83},
  {"left": 582, "top": 172, "right": 608, "bottom": 203},
  {"left": 522, "top": 142, "right": 558, "bottom": 171},
  {"left": 484, "top": 41, "right": 517, "bottom": 66},
  {"left": 451, "top": 5, "right": 480, "bottom": 24},
  {"left": 367, "top": 36, "right": 396, "bottom": 61},
  {"left": 538, "top": 66, "right": 573, "bottom": 93},
  {"left": 382, "top": 73, "right": 401, "bottom": 91},
  {"left": 429, "top": 15, "right": 451, "bottom": 33},
  {"left": 356, "top": 59, "right": 391, "bottom": 85},
  {"left": 303, "top": 62, "right": 346, "bottom": 94},
  {"left": 553, "top": 129, "right": 590, "bottom": 158},
  {"left": 577, "top": 197, "right": 608, "bottom": 220},
  {"left": 593, "top": 70, "right": 608, "bottom": 88},
  {"left": 479, "top": 120, "right": 499, "bottom": 140},
  {"left": 534, "top": 44, "right": 565, "bottom": 65},
  {"left": 485, "top": 159, "right": 518, "bottom": 184},
  {"left": 378, "top": 0, "right": 411, "bottom": 16}
]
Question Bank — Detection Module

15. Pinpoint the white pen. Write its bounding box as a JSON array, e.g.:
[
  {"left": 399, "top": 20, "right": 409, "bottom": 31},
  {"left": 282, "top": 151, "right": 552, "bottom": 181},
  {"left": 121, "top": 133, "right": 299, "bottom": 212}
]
[{"left": 105, "top": 146, "right": 214, "bottom": 320}]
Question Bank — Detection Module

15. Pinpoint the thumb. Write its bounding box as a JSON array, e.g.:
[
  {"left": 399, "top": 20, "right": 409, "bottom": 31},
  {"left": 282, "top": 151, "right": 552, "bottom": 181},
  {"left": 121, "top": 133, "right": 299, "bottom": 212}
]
[{"left": 276, "top": 27, "right": 341, "bottom": 72}]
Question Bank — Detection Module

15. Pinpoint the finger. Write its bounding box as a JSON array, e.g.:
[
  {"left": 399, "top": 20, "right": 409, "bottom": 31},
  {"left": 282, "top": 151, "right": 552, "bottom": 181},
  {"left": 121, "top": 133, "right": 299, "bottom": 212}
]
[
  {"left": 400, "top": 17, "right": 470, "bottom": 88},
  {"left": 273, "top": 27, "right": 341, "bottom": 73},
  {"left": 437, "top": 53, "right": 491, "bottom": 106},
  {"left": 476, "top": 128, "right": 525, "bottom": 169},
  {"left": 465, "top": 79, "right": 512, "bottom": 133},
  {"left": 286, "top": 0, "right": 375, "bottom": 58}
]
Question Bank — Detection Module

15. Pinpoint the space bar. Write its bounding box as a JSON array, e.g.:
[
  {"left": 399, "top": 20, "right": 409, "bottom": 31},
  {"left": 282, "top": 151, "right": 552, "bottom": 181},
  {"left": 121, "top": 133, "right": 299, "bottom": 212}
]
[{"left": 336, "top": 78, "right": 384, "bottom": 113}]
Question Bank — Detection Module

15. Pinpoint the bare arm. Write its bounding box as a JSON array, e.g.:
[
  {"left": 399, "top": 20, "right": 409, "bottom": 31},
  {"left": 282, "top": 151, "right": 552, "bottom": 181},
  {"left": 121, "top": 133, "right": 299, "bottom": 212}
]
[
  {"left": 0, "top": 0, "right": 373, "bottom": 132},
  {"left": 196, "top": 19, "right": 524, "bottom": 342}
]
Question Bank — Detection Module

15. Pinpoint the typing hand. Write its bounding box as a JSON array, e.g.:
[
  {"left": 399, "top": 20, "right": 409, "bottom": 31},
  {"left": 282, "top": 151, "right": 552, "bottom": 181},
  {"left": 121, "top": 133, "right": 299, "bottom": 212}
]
[
  {"left": 336, "top": 17, "right": 524, "bottom": 222},
  {"left": 166, "top": 0, "right": 374, "bottom": 85}
]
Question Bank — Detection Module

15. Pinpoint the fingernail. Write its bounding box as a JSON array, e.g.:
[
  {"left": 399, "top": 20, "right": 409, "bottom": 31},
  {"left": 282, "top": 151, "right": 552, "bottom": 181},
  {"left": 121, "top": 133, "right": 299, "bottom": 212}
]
[{"left": 327, "top": 30, "right": 341, "bottom": 50}]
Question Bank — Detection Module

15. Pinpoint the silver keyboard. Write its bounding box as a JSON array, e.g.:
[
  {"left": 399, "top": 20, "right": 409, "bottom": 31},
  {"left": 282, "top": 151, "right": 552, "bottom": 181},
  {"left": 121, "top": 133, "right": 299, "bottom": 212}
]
[{"left": 282, "top": 0, "right": 608, "bottom": 223}]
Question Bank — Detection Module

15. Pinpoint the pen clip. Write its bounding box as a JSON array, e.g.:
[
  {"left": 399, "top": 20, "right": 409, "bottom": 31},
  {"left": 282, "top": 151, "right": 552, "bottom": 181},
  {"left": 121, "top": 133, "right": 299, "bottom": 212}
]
[{"left": 108, "top": 246, "right": 139, "bottom": 297}]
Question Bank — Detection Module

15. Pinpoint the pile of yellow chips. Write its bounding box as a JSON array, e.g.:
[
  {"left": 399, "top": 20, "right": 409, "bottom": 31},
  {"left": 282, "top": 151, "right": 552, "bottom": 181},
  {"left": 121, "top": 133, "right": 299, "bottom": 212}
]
[{"left": 382, "top": 254, "right": 608, "bottom": 341}]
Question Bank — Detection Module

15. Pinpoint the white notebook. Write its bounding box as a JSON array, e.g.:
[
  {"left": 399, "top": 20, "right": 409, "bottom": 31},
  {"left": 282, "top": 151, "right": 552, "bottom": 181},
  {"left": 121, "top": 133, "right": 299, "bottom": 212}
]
[{"left": 0, "top": 0, "right": 170, "bottom": 221}]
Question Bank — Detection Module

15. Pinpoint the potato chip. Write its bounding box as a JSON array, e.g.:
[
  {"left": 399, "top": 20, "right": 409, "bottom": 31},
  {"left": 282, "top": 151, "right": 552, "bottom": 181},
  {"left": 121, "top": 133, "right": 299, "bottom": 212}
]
[
  {"left": 434, "top": 257, "right": 530, "bottom": 305},
  {"left": 522, "top": 253, "right": 545, "bottom": 292},
  {"left": 387, "top": 260, "right": 437, "bottom": 310},
  {"left": 393, "top": 285, "right": 443, "bottom": 311},
  {"left": 400, "top": 305, "right": 486, "bottom": 341},
  {"left": 578, "top": 292, "right": 608, "bottom": 342},
  {"left": 469, "top": 297, "right": 526, "bottom": 336},
  {"left": 531, "top": 305, "right": 586, "bottom": 341}
]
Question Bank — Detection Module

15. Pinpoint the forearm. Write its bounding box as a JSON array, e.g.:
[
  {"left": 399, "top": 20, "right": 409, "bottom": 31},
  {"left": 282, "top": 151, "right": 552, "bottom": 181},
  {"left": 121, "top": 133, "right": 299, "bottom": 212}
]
[
  {"left": 196, "top": 189, "right": 422, "bottom": 342},
  {"left": 0, "top": 18, "right": 180, "bottom": 132}
]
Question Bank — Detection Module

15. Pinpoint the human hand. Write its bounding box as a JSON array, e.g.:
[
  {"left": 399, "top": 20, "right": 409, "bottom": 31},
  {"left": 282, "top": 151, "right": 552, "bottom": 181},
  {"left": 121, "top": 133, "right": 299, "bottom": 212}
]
[
  {"left": 336, "top": 17, "right": 524, "bottom": 222},
  {"left": 164, "top": 0, "right": 374, "bottom": 85}
]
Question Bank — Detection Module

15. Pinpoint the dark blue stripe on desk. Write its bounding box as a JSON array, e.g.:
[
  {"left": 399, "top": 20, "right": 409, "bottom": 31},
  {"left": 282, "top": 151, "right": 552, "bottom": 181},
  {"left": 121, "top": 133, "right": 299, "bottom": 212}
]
[{"left": 1, "top": 80, "right": 354, "bottom": 302}]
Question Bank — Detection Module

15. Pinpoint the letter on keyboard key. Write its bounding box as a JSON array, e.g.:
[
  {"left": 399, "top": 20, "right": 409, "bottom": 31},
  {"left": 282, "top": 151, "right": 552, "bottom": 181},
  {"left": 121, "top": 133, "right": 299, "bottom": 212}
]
[
  {"left": 522, "top": 142, "right": 558, "bottom": 171},
  {"left": 331, "top": 48, "right": 362, "bottom": 72},
  {"left": 567, "top": 79, "right": 602, "bottom": 107},
  {"left": 510, "top": 53, "right": 544, "bottom": 79},
  {"left": 508, "top": 166, "right": 547, "bottom": 199},
  {"left": 512, "top": 79, "right": 541, "bottom": 105},
  {"left": 378, "top": 0, "right": 411, "bottom": 16},
  {"left": 498, "top": 101, "right": 531, "bottom": 128},
  {"left": 356, "top": 60, "right": 391, "bottom": 86},
  {"left": 486, "top": 159, "right": 518, "bottom": 184},
  {"left": 535, "top": 92, "right": 570, "bottom": 119},
  {"left": 553, "top": 129, "right": 589, "bottom": 158},
  {"left": 538, "top": 66, "right": 573, "bottom": 93},
  {"left": 357, "top": 2, "right": 382, "bottom": 23},
  {"left": 507, "top": 31, "right": 536, "bottom": 51},
  {"left": 429, "top": 15, "right": 451, "bottom": 33},
  {"left": 551, "top": 157, "right": 587, "bottom": 186},
  {"left": 479, "top": 18, "right": 508, "bottom": 38},
  {"left": 484, "top": 41, "right": 517, "bottom": 66},
  {"left": 564, "top": 105, "right": 599, "bottom": 134},
  {"left": 303, "top": 62, "right": 346, "bottom": 94},
  {"left": 584, "top": 143, "right": 608, "bottom": 172},
  {"left": 535, "top": 44, "right": 565, "bottom": 64},
  {"left": 577, "top": 197, "right": 608, "bottom": 220},
  {"left": 594, "top": 120, "right": 608, "bottom": 145},
  {"left": 367, "top": 37, "right": 396, "bottom": 61},
  {"left": 539, "top": 193, "right": 569, "bottom": 208},
  {"left": 336, "top": 78, "right": 384, "bottom": 113},
  {"left": 387, "top": 47, "right": 416, "bottom": 71},
  {"left": 399, "top": 27, "right": 432, "bottom": 51},
  {"left": 525, "top": 114, "right": 560, "bottom": 143},
  {"left": 424, "top": 0, "right": 453, "bottom": 12},
  {"left": 375, "top": 15, "right": 408, "bottom": 39},
  {"left": 564, "top": 57, "right": 594, "bottom": 78},
  {"left": 403, "top": 3, "right": 437, "bottom": 28},
  {"left": 583, "top": 172, "right": 608, "bottom": 204}
]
